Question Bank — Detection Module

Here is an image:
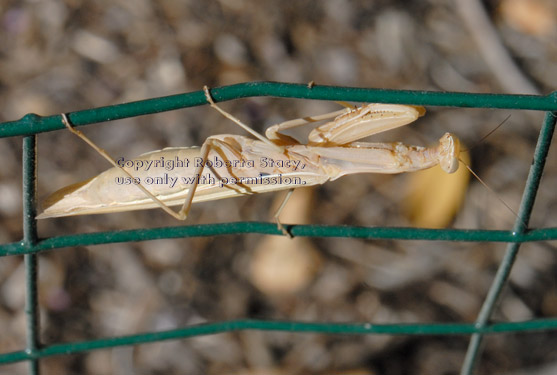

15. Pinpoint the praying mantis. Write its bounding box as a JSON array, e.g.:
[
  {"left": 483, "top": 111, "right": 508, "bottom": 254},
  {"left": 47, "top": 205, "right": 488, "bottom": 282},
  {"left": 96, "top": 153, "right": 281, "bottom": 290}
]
[{"left": 37, "top": 86, "right": 462, "bottom": 233}]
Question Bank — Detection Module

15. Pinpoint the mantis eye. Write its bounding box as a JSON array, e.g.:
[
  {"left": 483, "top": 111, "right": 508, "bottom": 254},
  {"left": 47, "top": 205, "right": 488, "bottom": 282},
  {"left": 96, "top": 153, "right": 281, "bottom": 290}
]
[{"left": 439, "top": 133, "right": 460, "bottom": 174}]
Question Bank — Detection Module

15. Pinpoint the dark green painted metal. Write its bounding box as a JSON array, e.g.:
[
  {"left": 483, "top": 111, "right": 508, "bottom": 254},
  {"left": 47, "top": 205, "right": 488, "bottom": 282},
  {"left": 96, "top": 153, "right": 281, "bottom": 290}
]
[
  {"left": 0, "top": 82, "right": 556, "bottom": 138},
  {"left": 1, "top": 318, "right": 557, "bottom": 365},
  {"left": 1, "top": 83, "right": 557, "bottom": 373},
  {"left": 22, "top": 136, "right": 41, "bottom": 375},
  {"left": 3, "top": 225, "right": 557, "bottom": 257},
  {"left": 461, "top": 111, "right": 557, "bottom": 375}
]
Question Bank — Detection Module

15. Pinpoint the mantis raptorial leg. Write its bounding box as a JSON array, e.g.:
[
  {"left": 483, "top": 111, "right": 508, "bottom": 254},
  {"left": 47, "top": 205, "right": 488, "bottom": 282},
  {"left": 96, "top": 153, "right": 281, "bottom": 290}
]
[{"left": 198, "top": 87, "right": 424, "bottom": 235}]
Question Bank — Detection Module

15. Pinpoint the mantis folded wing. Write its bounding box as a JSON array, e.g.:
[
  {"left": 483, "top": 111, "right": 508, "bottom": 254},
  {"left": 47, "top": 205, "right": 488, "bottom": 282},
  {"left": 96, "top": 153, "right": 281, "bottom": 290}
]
[{"left": 37, "top": 87, "right": 461, "bottom": 230}]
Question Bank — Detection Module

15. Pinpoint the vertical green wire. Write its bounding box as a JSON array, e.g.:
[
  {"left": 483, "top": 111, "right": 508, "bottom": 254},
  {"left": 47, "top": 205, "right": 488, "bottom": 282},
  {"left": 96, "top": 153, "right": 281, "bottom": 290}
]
[
  {"left": 460, "top": 111, "right": 557, "bottom": 375},
  {"left": 22, "top": 135, "right": 40, "bottom": 375}
]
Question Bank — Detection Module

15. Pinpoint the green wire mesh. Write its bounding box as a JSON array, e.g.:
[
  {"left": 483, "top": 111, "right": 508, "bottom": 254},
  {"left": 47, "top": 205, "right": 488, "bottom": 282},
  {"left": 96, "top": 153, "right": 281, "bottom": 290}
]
[{"left": 1, "top": 82, "right": 556, "bottom": 375}]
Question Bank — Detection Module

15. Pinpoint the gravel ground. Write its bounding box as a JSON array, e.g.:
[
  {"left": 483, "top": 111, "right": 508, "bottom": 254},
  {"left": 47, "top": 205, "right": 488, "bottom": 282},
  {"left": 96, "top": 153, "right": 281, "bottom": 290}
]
[{"left": 1, "top": 0, "right": 557, "bottom": 374}]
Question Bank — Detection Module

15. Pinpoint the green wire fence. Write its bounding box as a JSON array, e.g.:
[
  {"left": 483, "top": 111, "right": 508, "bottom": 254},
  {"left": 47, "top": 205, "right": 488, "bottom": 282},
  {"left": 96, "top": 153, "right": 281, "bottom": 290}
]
[{"left": 0, "top": 82, "right": 556, "bottom": 375}]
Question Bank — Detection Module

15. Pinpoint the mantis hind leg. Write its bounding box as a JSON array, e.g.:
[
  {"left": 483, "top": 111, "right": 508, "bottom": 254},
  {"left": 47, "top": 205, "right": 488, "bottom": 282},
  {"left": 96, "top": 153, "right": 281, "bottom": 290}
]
[
  {"left": 177, "top": 136, "right": 236, "bottom": 219},
  {"left": 179, "top": 136, "right": 295, "bottom": 237},
  {"left": 60, "top": 113, "right": 185, "bottom": 220},
  {"left": 273, "top": 188, "right": 295, "bottom": 237}
]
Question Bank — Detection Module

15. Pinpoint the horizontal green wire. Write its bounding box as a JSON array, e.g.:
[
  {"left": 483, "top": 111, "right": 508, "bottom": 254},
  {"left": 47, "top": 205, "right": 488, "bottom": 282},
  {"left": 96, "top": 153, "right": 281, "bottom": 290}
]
[
  {"left": 1, "top": 82, "right": 556, "bottom": 138},
  {"left": 1, "top": 223, "right": 557, "bottom": 256},
  {"left": 1, "top": 318, "right": 556, "bottom": 365}
]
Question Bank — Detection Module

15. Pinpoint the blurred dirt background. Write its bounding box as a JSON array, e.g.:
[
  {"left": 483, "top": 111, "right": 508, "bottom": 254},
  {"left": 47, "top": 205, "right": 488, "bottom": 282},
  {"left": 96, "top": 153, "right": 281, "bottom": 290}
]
[{"left": 1, "top": 0, "right": 557, "bottom": 374}]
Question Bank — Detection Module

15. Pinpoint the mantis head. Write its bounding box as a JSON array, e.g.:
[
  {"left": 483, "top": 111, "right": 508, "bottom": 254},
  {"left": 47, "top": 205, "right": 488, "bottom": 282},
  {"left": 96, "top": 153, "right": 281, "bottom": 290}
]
[{"left": 438, "top": 133, "right": 460, "bottom": 174}]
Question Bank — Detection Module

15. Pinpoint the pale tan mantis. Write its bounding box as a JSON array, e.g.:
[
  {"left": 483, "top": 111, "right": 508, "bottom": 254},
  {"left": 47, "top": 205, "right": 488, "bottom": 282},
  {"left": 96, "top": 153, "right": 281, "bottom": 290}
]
[{"left": 37, "top": 86, "right": 462, "bottom": 234}]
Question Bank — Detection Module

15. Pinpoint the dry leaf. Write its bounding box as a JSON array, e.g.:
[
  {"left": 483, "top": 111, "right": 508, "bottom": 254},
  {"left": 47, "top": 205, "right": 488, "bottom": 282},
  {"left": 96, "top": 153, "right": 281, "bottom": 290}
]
[
  {"left": 250, "top": 188, "right": 321, "bottom": 295},
  {"left": 403, "top": 151, "right": 471, "bottom": 228}
]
